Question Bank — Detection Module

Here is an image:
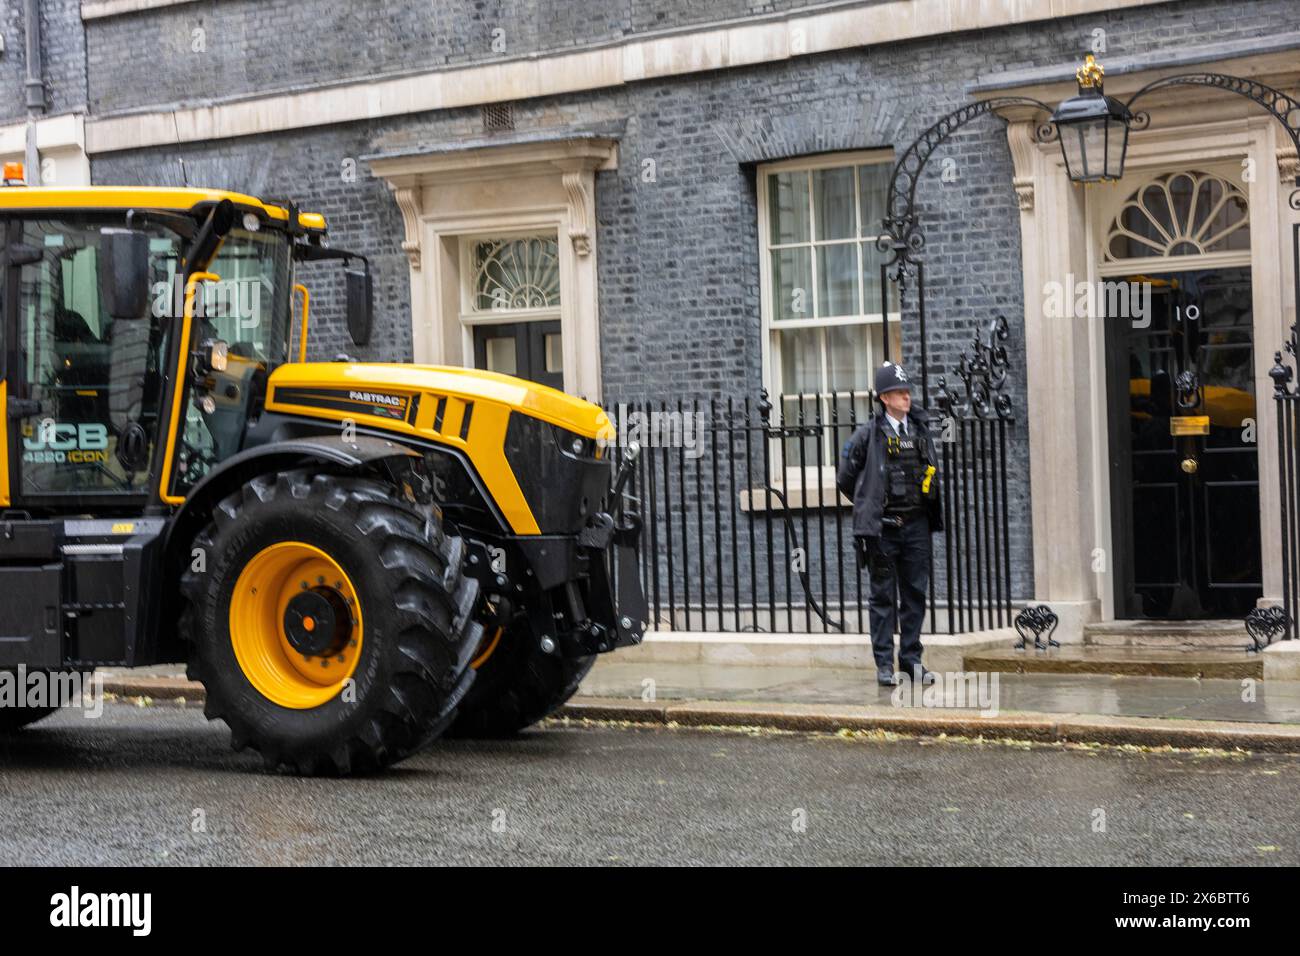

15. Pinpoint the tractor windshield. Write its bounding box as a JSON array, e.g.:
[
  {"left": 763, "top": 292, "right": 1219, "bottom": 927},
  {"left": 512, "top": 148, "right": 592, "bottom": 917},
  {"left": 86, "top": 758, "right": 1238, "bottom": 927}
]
[
  {"left": 171, "top": 223, "right": 296, "bottom": 490},
  {"left": 192, "top": 226, "right": 294, "bottom": 367}
]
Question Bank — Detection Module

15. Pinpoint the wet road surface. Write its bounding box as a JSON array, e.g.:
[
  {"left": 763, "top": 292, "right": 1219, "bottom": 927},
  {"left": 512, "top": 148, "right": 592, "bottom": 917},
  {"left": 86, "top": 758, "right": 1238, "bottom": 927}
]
[{"left": 0, "top": 702, "right": 1296, "bottom": 865}]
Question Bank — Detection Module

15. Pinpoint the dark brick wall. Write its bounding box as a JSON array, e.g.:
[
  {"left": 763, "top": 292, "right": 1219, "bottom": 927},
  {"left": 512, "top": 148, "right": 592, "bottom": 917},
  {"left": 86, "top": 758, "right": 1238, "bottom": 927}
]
[
  {"left": 0, "top": 0, "right": 85, "bottom": 124},
  {"left": 0, "top": 2, "right": 25, "bottom": 124},
  {"left": 42, "top": 0, "right": 85, "bottom": 115},
  {"left": 85, "top": 0, "right": 1296, "bottom": 604},
  {"left": 83, "top": 0, "right": 863, "bottom": 114}
]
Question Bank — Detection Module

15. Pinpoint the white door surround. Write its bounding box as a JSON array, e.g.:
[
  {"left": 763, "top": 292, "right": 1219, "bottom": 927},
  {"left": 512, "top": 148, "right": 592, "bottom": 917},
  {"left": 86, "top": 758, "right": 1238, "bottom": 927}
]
[
  {"left": 984, "top": 54, "right": 1300, "bottom": 640},
  {"left": 370, "top": 137, "right": 619, "bottom": 399}
]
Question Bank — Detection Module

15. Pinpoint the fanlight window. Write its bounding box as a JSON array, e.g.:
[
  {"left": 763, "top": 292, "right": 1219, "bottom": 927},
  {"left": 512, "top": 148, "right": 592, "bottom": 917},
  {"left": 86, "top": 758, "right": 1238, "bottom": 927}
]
[
  {"left": 1105, "top": 170, "right": 1249, "bottom": 262},
  {"left": 468, "top": 235, "right": 561, "bottom": 313}
]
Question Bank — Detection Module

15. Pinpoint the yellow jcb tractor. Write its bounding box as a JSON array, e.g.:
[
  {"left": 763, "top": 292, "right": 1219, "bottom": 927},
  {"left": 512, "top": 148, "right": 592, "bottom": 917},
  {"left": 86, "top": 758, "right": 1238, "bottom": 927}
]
[{"left": 0, "top": 166, "right": 646, "bottom": 774}]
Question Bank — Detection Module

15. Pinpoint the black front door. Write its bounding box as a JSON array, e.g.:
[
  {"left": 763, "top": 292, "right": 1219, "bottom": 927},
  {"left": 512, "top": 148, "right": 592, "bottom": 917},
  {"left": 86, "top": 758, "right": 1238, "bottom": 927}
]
[
  {"left": 471, "top": 320, "right": 563, "bottom": 391},
  {"left": 1106, "top": 267, "right": 1261, "bottom": 619}
]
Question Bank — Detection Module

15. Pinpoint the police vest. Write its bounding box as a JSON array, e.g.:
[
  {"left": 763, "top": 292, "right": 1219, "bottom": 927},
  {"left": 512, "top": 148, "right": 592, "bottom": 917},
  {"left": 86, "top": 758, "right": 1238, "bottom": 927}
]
[{"left": 884, "top": 427, "right": 925, "bottom": 516}]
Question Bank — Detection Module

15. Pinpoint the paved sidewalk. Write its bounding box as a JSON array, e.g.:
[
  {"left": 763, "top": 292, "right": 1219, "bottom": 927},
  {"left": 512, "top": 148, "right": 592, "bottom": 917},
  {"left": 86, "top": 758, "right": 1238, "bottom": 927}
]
[
  {"left": 97, "top": 658, "right": 1300, "bottom": 724},
  {"left": 92, "top": 658, "right": 1300, "bottom": 753},
  {"left": 579, "top": 659, "right": 1300, "bottom": 725}
]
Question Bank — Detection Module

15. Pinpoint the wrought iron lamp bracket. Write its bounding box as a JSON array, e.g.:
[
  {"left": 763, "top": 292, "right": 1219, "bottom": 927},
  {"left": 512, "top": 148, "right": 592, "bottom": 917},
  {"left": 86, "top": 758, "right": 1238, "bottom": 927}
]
[
  {"left": 1122, "top": 72, "right": 1300, "bottom": 210},
  {"left": 879, "top": 96, "right": 1058, "bottom": 285}
]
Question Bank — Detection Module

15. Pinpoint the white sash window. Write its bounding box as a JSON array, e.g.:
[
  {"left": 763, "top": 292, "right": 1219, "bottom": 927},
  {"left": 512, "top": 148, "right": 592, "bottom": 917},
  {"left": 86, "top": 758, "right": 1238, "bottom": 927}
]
[{"left": 758, "top": 151, "right": 900, "bottom": 481}]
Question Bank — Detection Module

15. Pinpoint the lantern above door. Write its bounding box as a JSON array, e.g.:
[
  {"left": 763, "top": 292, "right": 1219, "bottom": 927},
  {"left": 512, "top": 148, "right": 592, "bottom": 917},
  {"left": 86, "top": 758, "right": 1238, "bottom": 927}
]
[{"left": 1051, "top": 54, "right": 1134, "bottom": 183}]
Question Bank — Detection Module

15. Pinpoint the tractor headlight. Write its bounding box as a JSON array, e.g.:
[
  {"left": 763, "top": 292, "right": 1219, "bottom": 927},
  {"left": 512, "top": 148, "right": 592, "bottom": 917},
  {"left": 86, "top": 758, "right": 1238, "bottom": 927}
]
[
  {"left": 198, "top": 338, "right": 229, "bottom": 373},
  {"left": 209, "top": 340, "right": 229, "bottom": 372},
  {"left": 559, "top": 430, "right": 598, "bottom": 461}
]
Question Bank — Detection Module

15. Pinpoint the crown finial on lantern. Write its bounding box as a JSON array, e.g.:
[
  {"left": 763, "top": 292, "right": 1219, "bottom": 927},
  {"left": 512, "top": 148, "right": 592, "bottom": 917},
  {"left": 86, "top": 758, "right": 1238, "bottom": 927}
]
[{"left": 1076, "top": 53, "right": 1105, "bottom": 90}]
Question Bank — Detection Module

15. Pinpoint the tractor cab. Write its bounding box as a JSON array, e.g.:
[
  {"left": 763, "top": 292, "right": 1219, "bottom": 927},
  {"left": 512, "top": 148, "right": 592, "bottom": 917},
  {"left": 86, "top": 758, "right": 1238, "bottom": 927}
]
[{"left": 0, "top": 168, "right": 370, "bottom": 515}]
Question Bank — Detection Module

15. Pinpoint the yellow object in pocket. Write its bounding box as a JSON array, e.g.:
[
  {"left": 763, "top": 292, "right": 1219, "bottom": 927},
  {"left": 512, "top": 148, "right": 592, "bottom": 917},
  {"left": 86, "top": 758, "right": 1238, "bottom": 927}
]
[{"left": 921, "top": 465, "right": 935, "bottom": 495}]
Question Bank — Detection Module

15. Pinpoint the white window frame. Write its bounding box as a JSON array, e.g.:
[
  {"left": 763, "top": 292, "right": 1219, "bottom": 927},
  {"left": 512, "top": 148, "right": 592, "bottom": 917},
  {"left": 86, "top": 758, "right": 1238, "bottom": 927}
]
[
  {"left": 455, "top": 228, "right": 564, "bottom": 378},
  {"left": 1096, "top": 165, "right": 1253, "bottom": 278},
  {"left": 757, "top": 150, "right": 901, "bottom": 491},
  {"left": 457, "top": 229, "right": 564, "bottom": 326}
]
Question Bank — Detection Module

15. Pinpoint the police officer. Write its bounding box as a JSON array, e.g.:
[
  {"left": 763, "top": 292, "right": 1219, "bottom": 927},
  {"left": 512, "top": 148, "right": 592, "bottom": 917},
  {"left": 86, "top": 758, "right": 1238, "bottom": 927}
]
[{"left": 836, "top": 361, "right": 943, "bottom": 687}]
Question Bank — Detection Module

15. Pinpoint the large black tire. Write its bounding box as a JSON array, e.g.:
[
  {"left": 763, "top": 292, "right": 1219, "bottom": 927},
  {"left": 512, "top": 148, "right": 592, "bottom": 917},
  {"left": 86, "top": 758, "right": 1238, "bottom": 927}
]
[
  {"left": 179, "top": 470, "right": 481, "bottom": 775},
  {"left": 0, "top": 704, "right": 58, "bottom": 732},
  {"left": 447, "top": 622, "right": 595, "bottom": 738}
]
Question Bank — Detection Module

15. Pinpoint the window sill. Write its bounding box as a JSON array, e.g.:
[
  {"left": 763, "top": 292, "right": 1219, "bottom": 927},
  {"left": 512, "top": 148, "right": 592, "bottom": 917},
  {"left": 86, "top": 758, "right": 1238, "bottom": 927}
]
[{"left": 739, "top": 481, "right": 851, "bottom": 513}]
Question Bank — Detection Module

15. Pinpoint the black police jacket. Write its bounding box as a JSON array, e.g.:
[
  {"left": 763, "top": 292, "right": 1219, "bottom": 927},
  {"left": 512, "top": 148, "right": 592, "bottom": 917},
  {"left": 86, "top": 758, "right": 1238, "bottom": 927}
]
[{"left": 835, "top": 406, "right": 944, "bottom": 537}]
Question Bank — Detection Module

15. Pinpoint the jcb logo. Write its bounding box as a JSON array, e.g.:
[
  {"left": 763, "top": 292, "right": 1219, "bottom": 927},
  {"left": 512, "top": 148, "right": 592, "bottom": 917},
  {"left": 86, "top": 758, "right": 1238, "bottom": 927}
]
[
  {"left": 23, "top": 421, "right": 110, "bottom": 464},
  {"left": 25, "top": 420, "right": 109, "bottom": 451}
]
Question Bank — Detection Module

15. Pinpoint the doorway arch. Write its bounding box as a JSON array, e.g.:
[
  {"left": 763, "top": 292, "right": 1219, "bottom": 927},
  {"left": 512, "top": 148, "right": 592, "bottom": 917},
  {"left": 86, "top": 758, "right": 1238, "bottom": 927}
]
[{"left": 1099, "top": 167, "right": 1251, "bottom": 275}]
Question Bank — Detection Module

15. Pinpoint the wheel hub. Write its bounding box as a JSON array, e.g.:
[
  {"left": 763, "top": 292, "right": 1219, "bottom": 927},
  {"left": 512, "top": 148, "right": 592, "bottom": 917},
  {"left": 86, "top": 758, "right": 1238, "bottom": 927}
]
[
  {"left": 284, "top": 588, "right": 352, "bottom": 658},
  {"left": 228, "top": 541, "right": 364, "bottom": 709}
]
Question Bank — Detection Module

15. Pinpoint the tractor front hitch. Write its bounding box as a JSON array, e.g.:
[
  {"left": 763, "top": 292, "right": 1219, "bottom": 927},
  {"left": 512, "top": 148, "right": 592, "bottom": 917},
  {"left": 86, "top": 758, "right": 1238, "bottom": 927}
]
[{"left": 461, "top": 502, "right": 647, "bottom": 659}]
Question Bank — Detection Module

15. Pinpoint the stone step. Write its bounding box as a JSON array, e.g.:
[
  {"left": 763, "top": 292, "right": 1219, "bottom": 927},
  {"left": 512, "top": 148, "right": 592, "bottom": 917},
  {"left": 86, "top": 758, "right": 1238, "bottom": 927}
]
[
  {"left": 1081, "top": 619, "right": 1249, "bottom": 650},
  {"left": 966, "top": 645, "right": 1262, "bottom": 680}
]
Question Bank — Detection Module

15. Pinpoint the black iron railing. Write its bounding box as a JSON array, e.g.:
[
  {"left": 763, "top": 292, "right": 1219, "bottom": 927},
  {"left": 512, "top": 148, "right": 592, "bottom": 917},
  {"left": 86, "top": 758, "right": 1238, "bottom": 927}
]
[
  {"left": 610, "top": 320, "right": 1020, "bottom": 635},
  {"left": 1268, "top": 322, "right": 1300, "bottom": 643}
]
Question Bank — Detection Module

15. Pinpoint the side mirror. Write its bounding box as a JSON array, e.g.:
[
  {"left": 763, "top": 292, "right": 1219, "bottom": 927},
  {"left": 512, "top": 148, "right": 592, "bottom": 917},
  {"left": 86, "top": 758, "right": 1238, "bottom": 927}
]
[
  {"left": 99, "top": 228, "right": 152, "bottom": 319},
  {"left": 345, "top": 264, "right": 373, "bottom": 347}
]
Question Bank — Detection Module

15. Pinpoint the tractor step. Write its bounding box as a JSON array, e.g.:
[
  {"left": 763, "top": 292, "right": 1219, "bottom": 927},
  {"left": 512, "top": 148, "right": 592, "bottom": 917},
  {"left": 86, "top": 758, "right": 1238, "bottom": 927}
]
[{"left": 0, "top": 516, "right": 166, "bottom": 668}]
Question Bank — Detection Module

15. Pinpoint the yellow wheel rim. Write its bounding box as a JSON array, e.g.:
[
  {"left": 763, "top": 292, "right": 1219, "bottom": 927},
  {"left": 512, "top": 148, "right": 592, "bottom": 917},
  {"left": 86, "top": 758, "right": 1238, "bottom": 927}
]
[
  {"left": 470, "top": 626, "right": 504, "bottom": 670},
  {"left": 228, "top": 541, "right": 364, "bottom": 709}
]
